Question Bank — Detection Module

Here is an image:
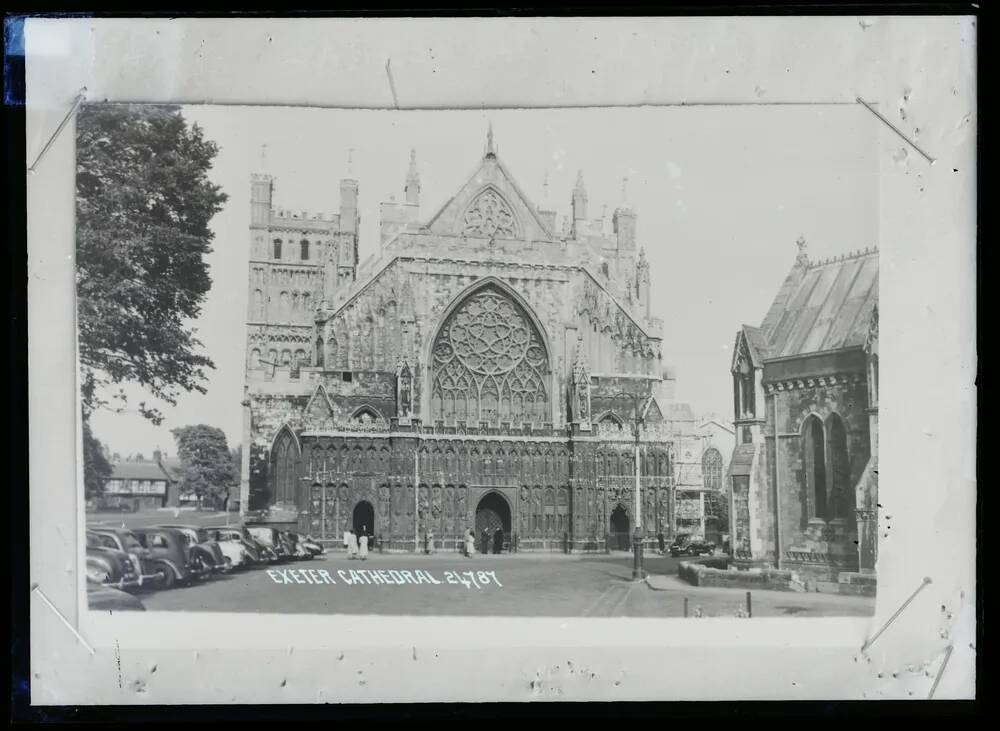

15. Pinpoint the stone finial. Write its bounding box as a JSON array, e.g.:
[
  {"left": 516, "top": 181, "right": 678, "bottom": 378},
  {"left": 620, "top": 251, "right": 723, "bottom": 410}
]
[
  {"left": 575, "top": 169, "right": 586, "bottom": 192},
  {"left": 260, "top": 143, "right": 268, "bottom": 172},
  {"left": 796, "top": 235, "right": 810, "bottom": 267},
  {"left": 485, "top": 122, "right": 495, "bottom": 158}
]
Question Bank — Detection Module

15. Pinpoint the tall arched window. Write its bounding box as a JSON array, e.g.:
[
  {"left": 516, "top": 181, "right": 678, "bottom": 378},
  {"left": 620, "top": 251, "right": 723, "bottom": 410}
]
[
  {"left": 430, "top": 284, "right": 550, "bottom": 425},
  {"left": 271, "top": 430, "right": 299, "bottom": 506},
  {"left": 273, "top": 239, "right": 283, "bottom": 259},
  {"left": 826, "top": 414, "right": 851, "bottom": 520},
  {"left": 702, "top": 447, "right": 723, "bottom": 492},
  {"left": 253, "top": 289, "right": 264, "bottom": 319},
  {"left": 315, "top": 337, "right": 324, "bottom": 368},
  {"left": 802, "top": 415, "right": 827, "bottom": 520},
  {"left": 300, "top": 239, "right": 310, "bottom": 260}
]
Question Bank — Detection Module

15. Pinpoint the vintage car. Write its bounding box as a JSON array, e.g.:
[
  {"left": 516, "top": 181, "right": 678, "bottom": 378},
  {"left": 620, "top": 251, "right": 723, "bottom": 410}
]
[
  {"left": 208, "top": 527, "right": 262, "bottom": 568},
  {"left": 155, "top": 524, "right": 227, "bottom": 572},
  {"left": 85, "top": 532, "right": 143, "bottom": 589},
  {"left": 132, "top": 526, "right": 211, "bottom": 589},
  {"left": 87, "top": 578, "right": 146, "bottom": 611},
  {"left": 668, "top": 533, "right": 717, "bottom": 557},
  {"left": 87, "top": 528, "right": 162, "bottom": 588},
  {"left": 286, "top": 531, "right": 325, "bottom": 558},
  {"left": 246, "top": 526, "right": 296, "bottom": 561}
]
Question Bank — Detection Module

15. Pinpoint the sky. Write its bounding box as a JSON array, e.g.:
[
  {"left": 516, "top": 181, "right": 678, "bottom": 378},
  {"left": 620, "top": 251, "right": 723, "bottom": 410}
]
[{"left": 87, "top": 104, "right": 878, "bottom": 458}]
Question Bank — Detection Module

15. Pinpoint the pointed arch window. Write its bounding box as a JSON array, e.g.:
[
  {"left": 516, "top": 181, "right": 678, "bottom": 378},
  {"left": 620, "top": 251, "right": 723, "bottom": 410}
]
[
  {"left": 702, "top": 447, "right": 723, "bottom": 492},
  {"left": 802, "top": 415, "right": 827, "bottom": 520},
  {"left": 273, "top": 238, "right": 283, "bottom": 259},
  {"left": 826, "top": 414, "right": 852, "bottom": 520},
  {"left": 300, "top": 239, "right": 310, "bottom": 260},
  {"left": 431, "top": 285, "right": 550, "bottom": 425},
  {"left": 271, "top": 430, "right": 299, "bottom": 506}
]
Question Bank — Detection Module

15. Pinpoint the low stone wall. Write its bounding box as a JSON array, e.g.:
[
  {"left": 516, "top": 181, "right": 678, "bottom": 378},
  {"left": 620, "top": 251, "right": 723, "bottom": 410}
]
[{"left": 678, "top": 561, "right": 805, "bottom": 592}]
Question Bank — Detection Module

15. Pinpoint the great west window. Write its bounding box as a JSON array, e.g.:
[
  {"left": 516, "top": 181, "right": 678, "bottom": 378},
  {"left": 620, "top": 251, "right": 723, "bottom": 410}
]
[{"left": 431, "top": 285, "right": 550, "bottom": 425}]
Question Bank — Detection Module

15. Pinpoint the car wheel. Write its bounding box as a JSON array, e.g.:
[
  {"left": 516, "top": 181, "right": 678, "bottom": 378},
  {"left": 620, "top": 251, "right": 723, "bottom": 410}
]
[{"left": 154, "top": 562, "right": 175, "bottom": 590}]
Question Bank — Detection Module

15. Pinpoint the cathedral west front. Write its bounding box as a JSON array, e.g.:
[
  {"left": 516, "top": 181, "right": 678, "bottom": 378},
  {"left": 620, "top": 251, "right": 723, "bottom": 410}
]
[{"left": 240, "top": 127, "right": 706, "bottom": 553}]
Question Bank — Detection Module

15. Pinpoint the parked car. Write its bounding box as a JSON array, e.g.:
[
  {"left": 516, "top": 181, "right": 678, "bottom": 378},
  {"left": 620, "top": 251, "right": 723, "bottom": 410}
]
[
  {"left": 291, "top": 532, "right": 325, "bottom": 558},
  {"left": 87, "top": 528, "right": 162, "bottom": 589},
  {"left": 669, "top": 533, "right": 717, "bottom": 557},
  {"left": 132, "top": 526, "right": 211, "bottom": 589},
  {"left": 208, "top": 527, "right": 262, "bottom": 568},
  {"left": 246, "top": 527, "right": 295, "bottom": 562},
  {"left": 238, "top": 527, "right": 279, "bottom": 562},
  {"left": 155, "top": 525, "right": 227, "bottom": 572},
  {"left": 87, "top": 578, "right": 146, "bottom": 611},
  {"left": 85, "top": 532, "right": 143, "bottom": 589},
  {"left": 283, "top": 531, "right": 324, "bottom": 559}
]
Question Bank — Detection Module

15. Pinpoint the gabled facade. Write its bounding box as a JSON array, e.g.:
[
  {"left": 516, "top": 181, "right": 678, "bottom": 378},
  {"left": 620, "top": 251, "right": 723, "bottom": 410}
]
[
  {"left": 727, "top": 237, "right": 879, "bottom": 583},
  {"left": 241, "top": 128, "right": 692, "bottom": 552}
]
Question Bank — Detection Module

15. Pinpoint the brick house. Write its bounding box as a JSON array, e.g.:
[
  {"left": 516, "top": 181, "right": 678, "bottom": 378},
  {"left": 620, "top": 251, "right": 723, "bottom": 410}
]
[
  {"left": 103, "top": 458, "right": 179, "bottom": 510},
  {"left": 727, "top": 238, "right": 878, "bottom": 584}
]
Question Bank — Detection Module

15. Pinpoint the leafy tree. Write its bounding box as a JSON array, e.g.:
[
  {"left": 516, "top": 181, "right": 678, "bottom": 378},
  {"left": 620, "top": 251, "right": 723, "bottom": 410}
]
[
  {"left": 82, "top": 418, "right": 113, "bottom": 499},
  {"left": 170, "top": 425, "right": 238, "bottom": 508},
  {"left": 76, "top": 104, "right": 228, "bottom": 425}
]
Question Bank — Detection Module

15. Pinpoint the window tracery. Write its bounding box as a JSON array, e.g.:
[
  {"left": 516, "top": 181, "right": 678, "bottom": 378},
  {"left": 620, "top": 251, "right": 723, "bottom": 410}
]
[
  {"left": 462, "top": 189, "right": 517, "bottom": 239},
  {"left": 431, "top": 286, "right": 549, "bottom": 425}
]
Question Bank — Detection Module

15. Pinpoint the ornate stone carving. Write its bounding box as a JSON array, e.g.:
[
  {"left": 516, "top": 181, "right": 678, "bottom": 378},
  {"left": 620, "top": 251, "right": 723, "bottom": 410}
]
[{"left": 463, "top": 188, "right": 517, "bottom": 239}]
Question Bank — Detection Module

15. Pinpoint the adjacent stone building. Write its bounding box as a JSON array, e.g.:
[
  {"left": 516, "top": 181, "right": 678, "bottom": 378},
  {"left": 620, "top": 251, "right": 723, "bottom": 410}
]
[
  {"left": 726, "top": 238, "right": 878, "bottom": 585},
  {"left": 240, "top": 127, "right": 699, "bottom": 552}
]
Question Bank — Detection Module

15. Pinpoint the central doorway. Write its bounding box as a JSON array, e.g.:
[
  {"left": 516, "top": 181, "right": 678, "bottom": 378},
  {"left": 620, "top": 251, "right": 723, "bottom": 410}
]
[
  {"left": 609, "top": 504, "right": 631, "bottom": 551},
  {"left": 353, "top": 500, "right": 374, "bottom": 540},
  {"left": 475, "top": 491, "right": 511, "bottom": 553}
]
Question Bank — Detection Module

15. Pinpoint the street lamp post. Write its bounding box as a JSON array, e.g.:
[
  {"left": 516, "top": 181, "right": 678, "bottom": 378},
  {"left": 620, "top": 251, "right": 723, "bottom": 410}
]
[{"left": 611, "top": 391, "right": 647, "bottom": 581}]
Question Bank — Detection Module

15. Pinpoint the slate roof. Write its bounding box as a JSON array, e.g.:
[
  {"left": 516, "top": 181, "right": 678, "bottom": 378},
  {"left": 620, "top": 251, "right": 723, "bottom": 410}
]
[
  {"left": 110, "top": 461, "right": 174, "bottom": 482},
  {"left": 758, "top": 248, "right": 878, "bottom": 359}
]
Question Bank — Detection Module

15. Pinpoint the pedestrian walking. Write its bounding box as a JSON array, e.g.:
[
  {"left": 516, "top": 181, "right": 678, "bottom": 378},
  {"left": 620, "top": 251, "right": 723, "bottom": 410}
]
[
  {"left": 359, "top": 526, "right": 369, "bottom": 560},
  {"left": 347, "top": 529, "right": 358, "bottom": 559},
  {"left": 657, "top": 531, "right": 666, "bottom": 555}
]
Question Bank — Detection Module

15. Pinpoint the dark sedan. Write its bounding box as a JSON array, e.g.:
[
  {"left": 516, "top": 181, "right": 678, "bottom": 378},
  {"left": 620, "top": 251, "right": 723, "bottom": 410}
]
[{"left": 668, "top": 533, "right": 716, "bottom": 557}]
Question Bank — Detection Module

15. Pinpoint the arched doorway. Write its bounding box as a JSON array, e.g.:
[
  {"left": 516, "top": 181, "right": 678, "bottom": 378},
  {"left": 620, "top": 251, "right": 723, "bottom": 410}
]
[
  {"left": 353, "top": 500, "right": 375, "bottom": 540},
  {"left": 475, "top": 491, "right": 511, "bottom": 553},
  {"left": 609, "top": 504, "right": 631, "bottom": 551}
]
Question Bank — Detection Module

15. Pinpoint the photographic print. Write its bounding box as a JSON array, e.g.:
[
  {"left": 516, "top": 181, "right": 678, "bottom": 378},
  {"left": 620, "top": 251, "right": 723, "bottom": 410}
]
[{"left": 77, "top": 103, "right": 880, "bottom": 619}]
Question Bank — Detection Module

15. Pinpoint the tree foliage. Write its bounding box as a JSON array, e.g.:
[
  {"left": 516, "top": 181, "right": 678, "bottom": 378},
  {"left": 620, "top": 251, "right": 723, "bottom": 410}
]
[
  {"left": 170, "top": 425, "right": 238, "bottom": 506},
  {"left": 82, "top": 418, "right": 113, "bottom": 499},
  {"left": 76, "top": 104, "right": 228, "bottom": 424}
]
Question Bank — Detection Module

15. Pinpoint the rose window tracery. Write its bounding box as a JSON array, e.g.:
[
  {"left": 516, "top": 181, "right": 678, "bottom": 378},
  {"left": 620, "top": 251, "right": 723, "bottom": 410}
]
[
  {"left": 431, "top": 286, "right": 549, "bottom": 425},
  {"left": 462, "top": 189, "right": 517, "bottom": 239}
]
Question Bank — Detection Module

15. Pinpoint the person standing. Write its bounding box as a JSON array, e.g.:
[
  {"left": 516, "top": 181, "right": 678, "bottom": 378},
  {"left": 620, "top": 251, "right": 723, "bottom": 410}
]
[
  {"left": 359, "top": 526, "right": 369, "bottom": 560},
  {"left": 492, "top": 528, "right": 503, "bottom": 554},
  {"left": 347, "top": 529, "right": 358, "bottom": 559},
  {"left": 480, "top": 528, "right": 490, "bottom": 555},
  {"left": 657, "top": 531, "right": 666, "bottom": 555},
  {"left": 464, "top": 528, "right": 475, "bottom": 558},
  {"left": 426, "top": 530, "right": 435, "bottom": 555}
]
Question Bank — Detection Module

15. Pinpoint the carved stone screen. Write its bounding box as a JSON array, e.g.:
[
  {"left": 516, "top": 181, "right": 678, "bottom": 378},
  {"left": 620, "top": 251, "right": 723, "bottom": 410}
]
[{"left": 431, "top": 285, "right": 549, "bottom": 425}]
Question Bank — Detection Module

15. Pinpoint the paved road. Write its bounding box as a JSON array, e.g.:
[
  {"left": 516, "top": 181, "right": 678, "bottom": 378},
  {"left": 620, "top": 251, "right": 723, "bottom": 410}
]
[{"left": 135, "top": 551, "right": 874, "bottom": 618}]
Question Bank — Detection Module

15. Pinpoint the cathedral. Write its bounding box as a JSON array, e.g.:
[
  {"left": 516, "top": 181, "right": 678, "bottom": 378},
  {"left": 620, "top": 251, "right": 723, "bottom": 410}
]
[{"left": 240, "top": 127, "right": 701, "bottom": 552}]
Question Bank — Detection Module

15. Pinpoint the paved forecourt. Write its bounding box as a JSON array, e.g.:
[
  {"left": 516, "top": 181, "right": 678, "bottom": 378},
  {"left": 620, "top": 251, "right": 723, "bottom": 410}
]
[{"left": 133, "top": 552, "right": 875, "bottom": 618}]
